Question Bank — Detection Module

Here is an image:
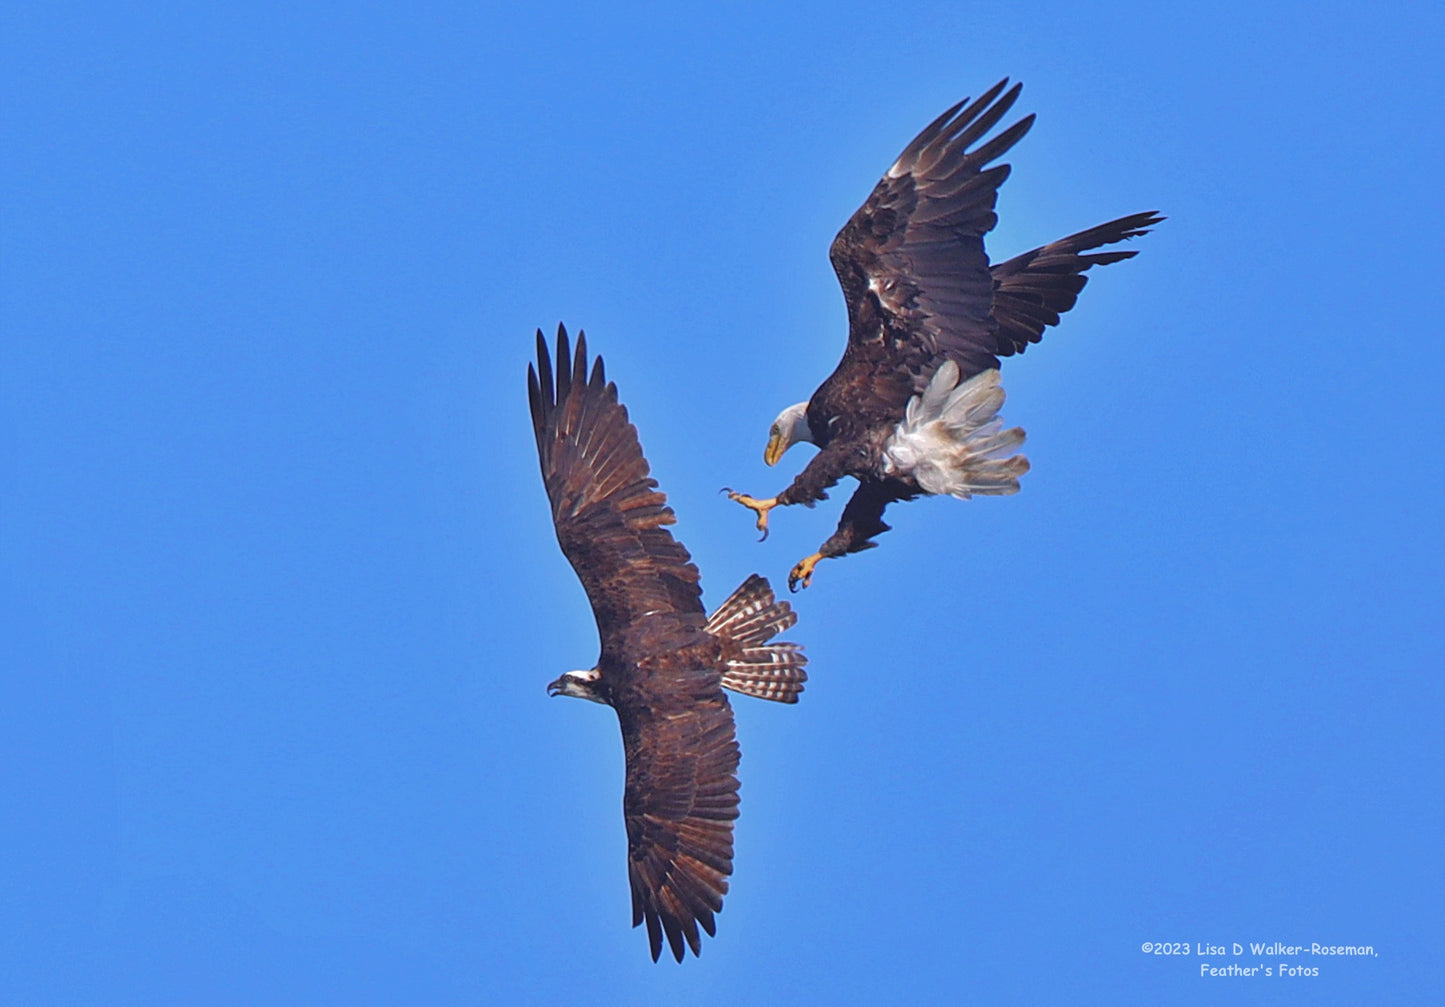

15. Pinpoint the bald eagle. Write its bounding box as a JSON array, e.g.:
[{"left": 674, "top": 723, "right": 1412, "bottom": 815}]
[
  {"left": 529, "top": 324, "right": 807, "bottom": 962},
  {"left": 726, "top": 80, "right": 1162, "bottom": 588}
]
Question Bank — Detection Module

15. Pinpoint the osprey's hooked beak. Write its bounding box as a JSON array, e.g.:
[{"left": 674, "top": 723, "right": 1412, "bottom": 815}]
[
  {"left": 547, "top": 667, "right": 606, "bottom": 702},
  {"left": 764, "top": 431, "right": 786, "bottom": 467}
]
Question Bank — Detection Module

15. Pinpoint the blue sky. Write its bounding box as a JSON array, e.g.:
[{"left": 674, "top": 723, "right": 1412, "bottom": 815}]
[{"left": 3, "top": 1, "right": 1442, "bottom": 1003}]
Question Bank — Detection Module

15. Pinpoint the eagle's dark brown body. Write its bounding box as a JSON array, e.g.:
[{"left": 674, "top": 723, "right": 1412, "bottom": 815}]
[{"left": 529, "top": 326, "right": 806, "bottom": 962}]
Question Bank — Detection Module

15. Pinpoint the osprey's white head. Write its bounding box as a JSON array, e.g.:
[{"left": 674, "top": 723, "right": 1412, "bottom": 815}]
[
  {"left": 547, "top": 667, "right": 606, "bottom": 703},
  {"left": 765, "top": 402, "right": 813, "bottom": 466}
]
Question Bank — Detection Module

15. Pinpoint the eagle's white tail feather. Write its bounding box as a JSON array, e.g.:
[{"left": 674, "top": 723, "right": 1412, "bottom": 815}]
[
  {"left": 883, "top": 365, "right": 1030, "bottom": 498},
  {"left": 705, "top": 575, "right": 807, "bottom": 704}
]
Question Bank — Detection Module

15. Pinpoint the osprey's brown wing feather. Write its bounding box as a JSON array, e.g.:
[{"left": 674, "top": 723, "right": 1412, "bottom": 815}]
[
  {"left": 528, "top": 325, "right": 704, "bottom": 643},
  {"left": 529, "top": 325, "right": 738, "bottom": 962},
  {"left": 619, "top": 655, "right": 739, "bottom": 962}
]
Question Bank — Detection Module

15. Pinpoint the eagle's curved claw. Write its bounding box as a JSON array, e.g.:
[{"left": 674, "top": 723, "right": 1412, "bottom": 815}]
[
  {"left": 724, "top": 490, "right": 778, "bottom": 542},
  {"left": 788, "top": 553, "right": 823, "bottom": 592}
]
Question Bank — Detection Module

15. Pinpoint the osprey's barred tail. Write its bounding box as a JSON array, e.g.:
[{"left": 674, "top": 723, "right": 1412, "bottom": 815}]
[
  {"left": 705, "top": 574, "right": 808, "bottom": 704},
  {"left": 883, "top": 363, "right": 1030, "bottom": 499}
]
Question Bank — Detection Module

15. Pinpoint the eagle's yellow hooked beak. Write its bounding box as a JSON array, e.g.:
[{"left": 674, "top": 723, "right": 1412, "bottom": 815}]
[{"left": 764, "top": 431, "right": 786, "bottom": 467}]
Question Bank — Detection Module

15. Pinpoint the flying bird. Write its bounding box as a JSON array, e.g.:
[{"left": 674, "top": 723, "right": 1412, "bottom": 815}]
[
  {"left": 726, "top": 80, "right": 1162, "bottom": 589},
  {"left": 529, "top": 324, "right": 808, "bottom": 962}
]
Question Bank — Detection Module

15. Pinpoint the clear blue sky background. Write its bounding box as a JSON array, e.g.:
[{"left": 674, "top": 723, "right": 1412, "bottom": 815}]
[{"left": 4, "top": 2, "right": 1442, "bottom": 1003}]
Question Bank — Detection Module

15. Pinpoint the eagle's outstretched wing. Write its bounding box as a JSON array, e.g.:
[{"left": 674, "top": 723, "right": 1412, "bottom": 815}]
[
  {"left": 824, "top": 78, "right": 1034, "bottom": 408},
  {"left": 620, "top": 668, "right": 739, "bottom": 962},
  {"left": 989, "top": 211, "right": 1164, "bottom": 356},
  {"left": 528, "top": 324, "right": 705, "bottom": 643}
]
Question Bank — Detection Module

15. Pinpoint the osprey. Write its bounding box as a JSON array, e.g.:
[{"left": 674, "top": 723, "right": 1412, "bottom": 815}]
[
  {"left": 726, "top": 80, "right": 1162, "bottom": 588},
  {"left": 529, "top": 324, "right": 807, "bottom": 962}
]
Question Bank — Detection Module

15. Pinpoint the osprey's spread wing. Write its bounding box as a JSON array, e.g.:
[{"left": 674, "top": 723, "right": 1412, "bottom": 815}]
[
  {"left": 821, "top": 79, "right": 1034, "bottom": 416},
  {"left": 620, "top": 664, "right": 740, "bottom": 962},
  {"left": 530, "top": 325, "right": 740, "bottom": 962},
  {"left": 528, "top": 325, "right": 705, "bottom": 643}
]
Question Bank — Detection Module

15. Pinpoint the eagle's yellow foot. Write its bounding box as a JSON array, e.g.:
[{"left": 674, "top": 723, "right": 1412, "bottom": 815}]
[
  {"left": 723, "top": 490, "right": 778, "bottom": 541},
  {"left": 788, "top": 552, "right": 823, "bottom": 592}
]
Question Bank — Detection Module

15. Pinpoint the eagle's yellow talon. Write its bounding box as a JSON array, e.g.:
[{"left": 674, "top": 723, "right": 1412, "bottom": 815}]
[
  {"left": 788, "top": 553, "right": 823, "bottom": 592},
  {"left": 725, "top": 490, "right": 778, "bottom": 541}
]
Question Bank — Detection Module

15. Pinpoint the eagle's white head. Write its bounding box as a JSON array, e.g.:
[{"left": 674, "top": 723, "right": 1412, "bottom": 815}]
[
  {"left": 547, "top": 667, "right": 606, "bottom": 703},
  {"left": 765, "top": 402, "right": 813, "bottom": 466}
]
